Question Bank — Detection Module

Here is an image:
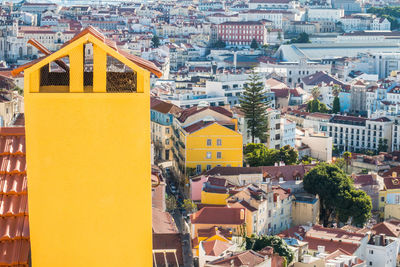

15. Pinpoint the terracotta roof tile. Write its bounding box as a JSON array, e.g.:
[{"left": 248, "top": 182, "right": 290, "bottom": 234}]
[
  {"left": 178, "top": 106, "right": 232, "bottom": 123},
  {"left": 202, "top": 239, "right": 231, "bottom": 256},
  {"left": 191, "top": 207, "right": 245, "bottom": 225},
  {"left": 0, "top": 127, "right": 29, "bottom": 266},
  {"left": 207, "top": 250, "right": 266, "bottom": 266},
  {"left": 372, "top": 221, "right": 400, "bottom": 237},
  {"left": 303, "top": 236, "right": 360, "bottom": 254},
  {"left": 183, "top": 120, "right": 215, "bottom": 134},
  {"left": 383, "top": 177, "right": 400, "bottom": 190}
]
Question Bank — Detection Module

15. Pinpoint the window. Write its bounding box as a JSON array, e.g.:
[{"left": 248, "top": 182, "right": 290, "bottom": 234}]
[
  {"left": 217, "top": 139, "right": 222, "bottom": 146},
  {"left": 381, "top": 196, "right": 385, "bottom": 202},
  {"left": 369, "top": 261, "right": 372, "bottom": 266},
  {"left": 165, "top": 139, "right": 170, "bottom": 145},
  {"left": 196, "top": 165, "right": 201, "bottom": 174},
  {"left": 166, "top": 128, "right": 170, "bottom": 134},
  {"left": 396, "top": 195, "right": 400, "bottom": 204},
  {"left": 369, "top": 250, "right": 374, "bottom": 254},
  {"left": 206, "top": 165, "right": 212, "bottom": 171},
  {"left": 217, "top": 152, "right": 222, "bottom": 159},
  {"left": 207, "top": 139, "right": 212, "bottom": 146},
  {"left": 206, "top": 152, "right": 212, "bottom": 159}
]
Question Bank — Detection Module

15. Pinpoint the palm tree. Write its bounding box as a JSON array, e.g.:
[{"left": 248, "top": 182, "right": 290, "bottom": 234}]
[{"left": 311, "top": 86, "right": 320, "bottom": 100}]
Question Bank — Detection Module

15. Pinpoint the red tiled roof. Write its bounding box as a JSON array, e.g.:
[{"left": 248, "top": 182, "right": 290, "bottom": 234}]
[
  {"left": 353, "top": 175, "right": 378, "bottom": 187},
  {"left": 183, "top": 121, "right": 215, "bottom": 134},
  {"left": 191, "top": 207, "right": 245, "bottom": 225},
  {"left": 12, "top": 26, "right": 162, "bottom": 77},
  {"left": 383, "top": 177, "right": 400, "bottom": 190},
  {"left": 372, "top": 222, "right": 400, "bottom": 237},
  {"left": 202, "top": 239, "right": 231, "bottom": 256},
  {"left": 0, "top": 127, "right": 29, "bottom": 266},
  {"left": 303, "top": 236, "right": 360, "bottom": 254},
  {"left": 178, "top": 106, "right": 233, "bottom": 123},
  {"left": 205, "top": 167, "right": 262, "bottom": 176},
  {"left": 207, "top": 250, "right": 266, "bottom": 266},
  {"left": 262, "top": 165, "right": 309, "bottom": 181},
  {"left": 151, "top": 99, "right": 181, "bottom": 115}
]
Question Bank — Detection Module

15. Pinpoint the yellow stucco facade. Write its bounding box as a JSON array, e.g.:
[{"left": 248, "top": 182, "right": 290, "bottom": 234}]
[
  {"left": 201, "top": 190, "right": 229, "bottom": 205},
  {"left": 380, "top": 188, "right": 400, "bottom": 220},
  {"left": 22, "top": 30, "right": 153, "bottom": 266},
  {"left": 174, "top": 122, "right": 243, "bottom": 175}
]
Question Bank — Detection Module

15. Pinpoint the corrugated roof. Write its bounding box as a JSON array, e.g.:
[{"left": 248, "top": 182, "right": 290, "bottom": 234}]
[{"left": 0, "top": 127, "right": 29, "bottom": 266}]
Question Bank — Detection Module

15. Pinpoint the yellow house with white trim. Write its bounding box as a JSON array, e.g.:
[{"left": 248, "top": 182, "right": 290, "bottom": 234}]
[
  {"left": 172, "top": 106, "right": 243, "bottom": 176},
  {"left": 13, "top": 26, "right": 161, "bottom": 267},
  {"left": 379, "top": 176, "right": 400, "bottom": 220}
]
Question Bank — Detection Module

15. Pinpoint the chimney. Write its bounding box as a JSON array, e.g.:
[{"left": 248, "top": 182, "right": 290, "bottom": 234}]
[
  {"left": 240, "top": 208, "right": 245, "bottom": 220},
  {"left": 274, "top": 162, "right": 278, "bottom": 167},
  {"left": 373, "top": 235, "right": 381, "bottom": 246},
  {"left": 317, "top": 245, "right": 325, "bottom": 253}
]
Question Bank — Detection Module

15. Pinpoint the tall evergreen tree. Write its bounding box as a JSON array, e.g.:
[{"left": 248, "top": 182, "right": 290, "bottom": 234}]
[
  {"left": 240, "top": 72, "right": 269, "bottom": 143},
  {"left": 332, "top": 96, "right": 340, "bottom": 114},
  {"left": 250, "top": 39, "right": 259, "bottom": 49},
  {"left": 151, "top": 35, "right": 160, "bottom": 48}
]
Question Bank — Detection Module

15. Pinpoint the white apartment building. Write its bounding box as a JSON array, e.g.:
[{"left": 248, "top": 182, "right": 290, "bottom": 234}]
[
  {"left": 259, "top": 59, "right": 331, "bottom": 87},
  {"left": 367, "top": 52, "right": 400, "bottom": 79},
  {"left": 371, "top": 17, "right": 391, "bottom": 31},
  {"left": 249, "top": 0, "right": 300, "bottom": 10},
  {"left": 365, "top": 234, "right": 399, "bottom": 267},
  {"left": 392, "top": 118, "right": 400, "bottom": 151},
  {"left": 239, "top": 10, "right": 284, "bottom": 29},
  {"left": 298, "top": 131, "right": 333, "bottom": 162},
  {"left": 270, "top": 186, "right": 292, "bottom": 235},
  {"left": 326, "top": 115, "right": 393, "bottom": 152},
  {"left": 268, "top": 109, "right": 296, "bottom": 149},
  {"left": 307, "top": 8, "right": 344, "bottom": 22}
]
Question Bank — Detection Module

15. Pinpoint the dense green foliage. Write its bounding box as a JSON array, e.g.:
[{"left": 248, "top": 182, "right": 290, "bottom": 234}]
[
  {"left": 332, "top": 97, "right": 340, "bottom": 114},
  {"left": 182, "top": 199, "right": 197, "bottom": 213},
  {"left": 291, "top": 32, "right": 310, "bottom": 43},
  {"left": 212, "top": 38, "right": 226, "bottom": 48},
  {"left": 246, "top": 235, "right": 294, "bottom": 263},
  {"left": 307, "top": 99, "right": 329, "bottom": 113},
  {"left": 250, "top": 39, "right": 259, "bottom": 49},
  {"left": 367, "top": 7, "right": 399, "bottom": 30},
  {"left": 240, "top": 72, "right": 269, "bottom": 143},
  {"left": 151, "top": 35, "right": 160, "bottom": 48},
  {"left": 303, "top": 163, "right": 372, "bottom": 227},
  {"left": 300, "top": 155, "right": 318, "bottom": 165},
  {"left": 244, "top": 144, "right": 298, "bottom": 166}
]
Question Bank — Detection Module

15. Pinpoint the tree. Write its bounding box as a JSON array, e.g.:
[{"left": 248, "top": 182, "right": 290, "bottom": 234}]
[
  {"left": 151, "top": 35, "right": 160, "bottom": 48},
  {"left": 332, "top": 96, "right": 340, "bottom": 114},
  {"left": 213, "top": 38, "right": 226, "bottom": 49},
  {"left": 311, "top": 86, "right": 320, "bottom": 100},
  {"left": 244, "top": 144, "right": 298, "bottom": 166},
  {"left": 303, "top": 163, "right": 372, "bottom": 226},
  {"left": 291, "top": 32, "right": 310, "bottom": 43},
  {"left": 166, "top": 195, "right": 178, "bottom": 212},
  {"left": 246, "top": 235, "right": 294, "bottom": 263},
  {"left": 343, "top": 151, "right": 352, "bottom": 173},
  {"left": 250, "top": 39, "right": 259, "bottom": 49},
  {"left": 307, "top": 99, "right": 329, "bottom": 113},
  {"left": 240, "top": 72, "right": 269, "bottom": 143},
  {"left": 378, "top": 138, "right": 388, "bottom": 153},
  {"left": 182, "top": 199, "right": 197, "bottom": 214},
  {"left": 334, "top": 158, "right": 346, "bottom": 171},
  {"left": 332, "top": 84, "right": 341, "bottom": 97}
]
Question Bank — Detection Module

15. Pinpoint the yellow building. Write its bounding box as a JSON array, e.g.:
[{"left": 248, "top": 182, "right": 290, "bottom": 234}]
[
  {"left": 379, "top": 176, "right": 400, "bottom": 220},
  {"left": 201, "top": 188, "right": 229, "bottom": 205},
  {"left": 172, "top": 105, "right": 243, "bottom": 175},
  {"left": 13, "top": 26, "right": 161, "bottom": 267},
  {"left": 192, "top": 226, "right": 232, "bottom": 256}
]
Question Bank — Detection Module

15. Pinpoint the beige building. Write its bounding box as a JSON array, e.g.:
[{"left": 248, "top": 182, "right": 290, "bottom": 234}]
[
  {"left": 298, "top": 130, "right": 333, "bottom": 162},
  {"left": 292, "top": 193, "right": 320, "bottom": 226}
]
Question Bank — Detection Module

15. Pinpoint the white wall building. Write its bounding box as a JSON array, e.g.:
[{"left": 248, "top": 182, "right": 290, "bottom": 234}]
[
  {"left": 365, "top": 235, "right": 399, "bottom": 267},
  {"left": 307, "top": 8, "right": 344, "bottom": 22}
]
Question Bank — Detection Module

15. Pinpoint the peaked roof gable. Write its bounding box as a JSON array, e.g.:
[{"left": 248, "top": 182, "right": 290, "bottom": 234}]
[{"left": 12, "top": 26, "right": 162, "bottom": 78}]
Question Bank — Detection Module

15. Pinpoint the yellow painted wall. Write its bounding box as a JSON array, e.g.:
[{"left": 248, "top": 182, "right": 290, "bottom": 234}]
[
  {"left": 385, "top": 204, "right": 400, "bottom": 220},
  {"left": 24, "top": 35, "right": 152, "bottom": 266},
  {"left": 185, "top": 123, "right": 243, "bottom": 172},
  {"left": 201, "top": 191, "right": 229, "bottom": 205},
  {"left": 292, "top": 199, "right": 320, "bottom": 226}
]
